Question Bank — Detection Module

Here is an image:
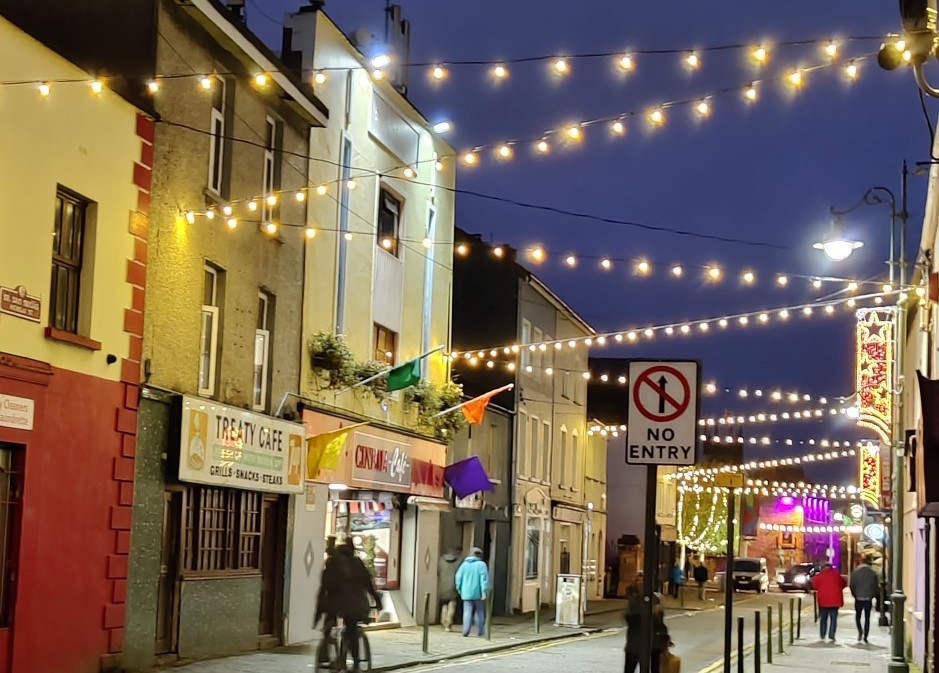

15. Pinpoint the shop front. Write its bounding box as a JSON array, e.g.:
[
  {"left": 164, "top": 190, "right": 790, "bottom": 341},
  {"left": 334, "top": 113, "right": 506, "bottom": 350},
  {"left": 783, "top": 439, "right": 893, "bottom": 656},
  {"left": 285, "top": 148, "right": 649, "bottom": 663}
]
[
  {"left": 287, "top": 408, "right": 446, "bottom": 639},
  {"left": 124, "top": 392, "right": 304, "bottom": 666}
]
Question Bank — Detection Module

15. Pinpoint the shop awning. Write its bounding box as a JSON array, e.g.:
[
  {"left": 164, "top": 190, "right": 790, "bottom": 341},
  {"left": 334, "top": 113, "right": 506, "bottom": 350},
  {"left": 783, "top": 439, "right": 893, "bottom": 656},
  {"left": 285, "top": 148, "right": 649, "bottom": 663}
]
[{"left": 407, "top": 496, "right": 451, "bottom": 512}]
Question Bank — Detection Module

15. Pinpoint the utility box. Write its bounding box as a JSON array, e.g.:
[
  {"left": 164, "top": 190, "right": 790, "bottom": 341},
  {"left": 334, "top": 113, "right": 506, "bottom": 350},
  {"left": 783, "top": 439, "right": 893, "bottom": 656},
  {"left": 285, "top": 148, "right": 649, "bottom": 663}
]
[{"left": 555, "top": 574, "right": 583, "bottom": 627}]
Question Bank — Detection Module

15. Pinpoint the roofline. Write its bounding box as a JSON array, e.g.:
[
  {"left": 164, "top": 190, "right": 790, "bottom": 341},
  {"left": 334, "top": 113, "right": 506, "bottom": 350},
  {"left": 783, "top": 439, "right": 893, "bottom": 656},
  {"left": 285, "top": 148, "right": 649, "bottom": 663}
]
[
  {"left": 183, "top": 0, "right": 329, "bottom": 125},
  {"left": 525, "top": 272, "right": 596, "bottom": 336},
  {"left": 315, "top": 9, "right": 453, "bottom": 151}
]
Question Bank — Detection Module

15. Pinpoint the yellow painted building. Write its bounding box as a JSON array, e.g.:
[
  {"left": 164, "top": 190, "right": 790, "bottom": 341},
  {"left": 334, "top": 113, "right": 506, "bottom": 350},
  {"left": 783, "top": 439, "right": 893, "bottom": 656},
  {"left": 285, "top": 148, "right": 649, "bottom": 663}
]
[
  {"left": 0, "top": 14, "right": 149, "bottom": 673},
  {"left": 282, "top": 7, "right": 458, "bottom": 633}
]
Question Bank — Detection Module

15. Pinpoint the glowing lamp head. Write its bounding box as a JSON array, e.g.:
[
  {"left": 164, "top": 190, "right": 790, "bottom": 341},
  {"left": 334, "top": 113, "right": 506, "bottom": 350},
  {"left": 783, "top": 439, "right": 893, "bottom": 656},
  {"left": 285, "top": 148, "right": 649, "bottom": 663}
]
[
  {"left": 371, "top": 54, "right": 391, "bottom": 69},
  {"left": 813, "top": 237, "right": 864, "bottom": 261},
  {"left": 433, "top": 121, "right": 452, "bottom": 134},
  {"left": 618, "top": 54, "right": 635, "bottom": 71},
  {"left": 492, "top": 64, "right": 508, "bottom": 79},
  {"left": 431, "top": 65, "right": 447, "bottom": 80},
  {"left": 553, "top": 58, "right": 570, "bottom": 74}
]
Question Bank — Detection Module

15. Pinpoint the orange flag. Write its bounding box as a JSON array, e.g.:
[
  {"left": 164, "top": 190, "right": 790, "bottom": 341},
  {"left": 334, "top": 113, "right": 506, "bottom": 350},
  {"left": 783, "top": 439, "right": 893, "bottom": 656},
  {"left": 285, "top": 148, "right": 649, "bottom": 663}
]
[{"left": 461, "top": 386, "right": 511, "bottom": 425}]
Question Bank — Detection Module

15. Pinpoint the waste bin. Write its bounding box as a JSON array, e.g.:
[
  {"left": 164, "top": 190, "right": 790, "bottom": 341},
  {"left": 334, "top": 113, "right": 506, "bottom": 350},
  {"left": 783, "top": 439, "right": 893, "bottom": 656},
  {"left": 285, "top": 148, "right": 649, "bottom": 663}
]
[{"left": 555, "top": 574, "right": 583, "bottom": 627}]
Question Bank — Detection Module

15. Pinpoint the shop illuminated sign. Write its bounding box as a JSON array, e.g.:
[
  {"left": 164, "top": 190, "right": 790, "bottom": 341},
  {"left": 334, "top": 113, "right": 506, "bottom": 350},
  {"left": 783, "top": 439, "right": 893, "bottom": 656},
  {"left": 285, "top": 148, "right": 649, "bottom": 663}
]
[
  {"left": 351, "top": 432, "right": 412, "bottom": 487},
  {"left": 859, "top": 442, "right": 881, "bottom": 508},
  {"left": 855, "top": 308, "right": 895, "bottom": 445}
]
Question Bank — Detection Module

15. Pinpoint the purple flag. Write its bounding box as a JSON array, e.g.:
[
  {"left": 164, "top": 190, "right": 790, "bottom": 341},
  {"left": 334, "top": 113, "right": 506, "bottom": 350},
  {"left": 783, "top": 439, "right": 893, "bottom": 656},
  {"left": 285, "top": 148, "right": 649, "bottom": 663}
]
[{"left": 444, "top": 456, "right": 494, "bottom": 499}]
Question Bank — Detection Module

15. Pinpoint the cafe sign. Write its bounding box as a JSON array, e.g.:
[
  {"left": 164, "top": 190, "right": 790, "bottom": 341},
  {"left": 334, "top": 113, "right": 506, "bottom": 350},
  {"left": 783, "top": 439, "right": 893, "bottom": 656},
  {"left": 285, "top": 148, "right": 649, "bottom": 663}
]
[
  {"left": 351, "top": 432, "right": 412, "bottom": 489},
  {"left": 178, "top": 395, "right": 304, "bottom": 494}
]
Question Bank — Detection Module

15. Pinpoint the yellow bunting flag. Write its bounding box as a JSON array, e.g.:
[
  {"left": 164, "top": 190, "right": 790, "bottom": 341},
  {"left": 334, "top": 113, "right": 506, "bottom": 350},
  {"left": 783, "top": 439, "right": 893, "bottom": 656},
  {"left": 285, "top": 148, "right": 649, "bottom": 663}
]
[{"left": 306, "top": 424, "right": 365, "bottom": 478}]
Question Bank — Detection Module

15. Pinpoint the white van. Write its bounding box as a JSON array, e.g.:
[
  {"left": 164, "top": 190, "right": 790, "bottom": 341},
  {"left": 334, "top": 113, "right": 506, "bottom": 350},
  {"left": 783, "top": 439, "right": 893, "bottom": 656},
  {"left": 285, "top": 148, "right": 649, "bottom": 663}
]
[{"left": 732, "top": 557, "right": 769, "bottom": 593}]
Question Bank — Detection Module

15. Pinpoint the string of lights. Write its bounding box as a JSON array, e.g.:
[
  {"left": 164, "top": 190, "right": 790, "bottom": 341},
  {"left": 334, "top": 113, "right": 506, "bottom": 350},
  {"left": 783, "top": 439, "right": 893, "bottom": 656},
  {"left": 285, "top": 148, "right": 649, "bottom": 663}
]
[
  {"left": 758, "top": 523, "right": 862, "bottom": 534},
  {"left": 699, "top": 435, "right": 861, "bottom": 447},
  {"left": 670, "top": 447, "right": 859, "bottom": 478},
  {"left": 450, "top": 288, "right": 913, "bottom": 359}
]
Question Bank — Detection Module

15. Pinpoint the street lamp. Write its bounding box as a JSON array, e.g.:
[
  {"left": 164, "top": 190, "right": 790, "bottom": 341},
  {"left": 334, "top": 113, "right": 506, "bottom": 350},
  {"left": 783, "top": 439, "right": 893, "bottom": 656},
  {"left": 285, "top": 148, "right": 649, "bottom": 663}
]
[
  {"left": 813, "top": 218, "right": 864, "bottom": 261},
  {"left": 814, "top": 163, "right": 909, "bottom": 673}
]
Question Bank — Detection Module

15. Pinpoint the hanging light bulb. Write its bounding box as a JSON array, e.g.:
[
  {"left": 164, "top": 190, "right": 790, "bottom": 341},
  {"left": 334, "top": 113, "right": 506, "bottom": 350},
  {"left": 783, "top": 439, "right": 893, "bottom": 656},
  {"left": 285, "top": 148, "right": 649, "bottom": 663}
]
[
  {"left": 344, "top": 232, "right": 353, "bottom": 241},
  {"left": 371, "top": 70, "right": 385, "bottom": 81},
  {"left": 536, "top": 139, "right": 551, "bottom": 154},
  {"left": 566, "top": 125, "right": 583, "bottom": 141},
  {"left": 492, "top": 64, "right": 509, "bottom": 79},
  {"left": 744, "top": 83, "right": 758, "bottom": 102},
  {"left": 648, "top": 108, "right": 665, "bottom": 126},
  {"left": 813, "top": 278, "right": 823, "bottom": 289},
  {"left": 305, "top": 227, "right": 317, "bottom": 239},
  {"left": 635, "top": 259, "right": 651, "bottom": 275},
  {"left": 254, "top": 73, "right": 270, "bottom": 88},
  {"left": 611, "top": 120, "right": 626, "bottom": 135},
  {"left": 90, "top": 79, "right": 104, "bottom": 94},
  {"left": 222, "top": 205, "right": 233, "bottom": 217},
  {"left": 463, "top": 152, "right": 478, "bottom": 166},
  {"left": 295, "top": 191, "right": 306, "bottom": 202},
  {"left": 618, "top": 54, "right": 635, "bottom": 72},
  {"left": 742, "top": 270, "right": 755, "bottom": 284},
  {"left": 600, "top": 258, "right": 612, "bottom": 270},
  {"left": 695, "top": 99, "right": 711, "bottom": 117},
  {"left": 226, "top": 217, "right": 238, "bottom": 229},
  {"left": 685, "top": 52, "right": 700, "bottom": 69},
  {"left": 38, "top": 82, "right": 51, "bottom": 97},
  {"left": 777, "top": 275, "right": 788, "bottom": 287},
  {"left": 493, "top": 246, "right": 504, "bottom": 258},
  {"left": 707, "top": 265, "right": 722, "bottom": 281},
  {"left": 313, "top": 71, "right": 327, "bottom": 85},
  {"left": 316, "top": 185, "right": 328, "bottom": 196},
  {"left": 845, "top": 61, "right": 859, "bottom": 80},
  {"left": 266, "top": 194, "right": 277, "bottom": 207},
  {"left": 752, "top": 45, "right": 768, "bottom": 64},
  {"left": 422, "top": 237, "right": 432, "bottom": 249},
  {"left": 403, "top": 167, "right": 416, "bottom": 178},
  {"left": 346, "top": 179, "right": 357, "bottom": 190},
  {"left": 455, "top": 243, "right": 469, "bottom": 256},
  {"left": 147, "top": 80, "right": 160, "bottom": 93},
  {"left": 431, "top": 65, "right": 448, "bottom": 80},
  {"left": 185, "top": 211, "right": 196, "bottom": 224},
  {"left": 497, "top": 144, "right": 513, "bottom": 159},
  {"left": 205, "top": 209, "right": 215, "bottom": 220},
  {"left": 644, "top": 328, "right": 654, "bottom": 338},
  {"left": 199, "top": 76, "right": 213, "bottom": 90},
  {"left": 434, "top": 160, "right": 444, "bottom": 172},
  {"left": 671, "top": 264, "right": 683, "bottom": 277},
  {"left": 529, "top": 247, "right": 546, "bottom": 263},
  {"left": 787, "top": 69, "right": 804, "bottom": 88},
  {"left": 824, "top": 41, "right": 839, "bottom": 59},
  {"left": 565, "top": 254, "right": 577, "bottom": 267},
  {"left": 553, "top": 58, "right": 570, "bottom": 75}
]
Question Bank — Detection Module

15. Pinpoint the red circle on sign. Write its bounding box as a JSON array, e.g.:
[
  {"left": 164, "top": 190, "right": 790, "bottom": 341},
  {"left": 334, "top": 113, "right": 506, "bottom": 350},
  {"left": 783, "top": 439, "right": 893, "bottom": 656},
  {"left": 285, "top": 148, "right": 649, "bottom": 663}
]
[{"left": 633, "top": 365, "right": 691, "bottom": 423}]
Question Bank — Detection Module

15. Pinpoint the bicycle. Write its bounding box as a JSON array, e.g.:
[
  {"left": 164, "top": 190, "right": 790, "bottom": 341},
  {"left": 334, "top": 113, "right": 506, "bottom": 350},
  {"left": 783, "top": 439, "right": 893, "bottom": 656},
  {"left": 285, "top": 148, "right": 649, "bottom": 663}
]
[{"left": 316, "top": 615, "right": 372, "bottom": 672}]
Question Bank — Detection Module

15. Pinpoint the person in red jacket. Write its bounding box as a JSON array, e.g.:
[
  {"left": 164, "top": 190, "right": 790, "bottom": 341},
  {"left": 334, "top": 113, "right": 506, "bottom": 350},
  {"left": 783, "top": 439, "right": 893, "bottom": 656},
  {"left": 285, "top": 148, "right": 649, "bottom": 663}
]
[{"left": 813, "top": 563, "right": 848, "bottom": 642}]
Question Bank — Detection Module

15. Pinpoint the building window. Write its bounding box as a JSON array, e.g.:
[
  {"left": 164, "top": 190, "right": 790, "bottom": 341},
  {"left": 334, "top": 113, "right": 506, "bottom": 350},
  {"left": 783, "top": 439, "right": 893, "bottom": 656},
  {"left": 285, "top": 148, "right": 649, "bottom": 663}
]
[
  {"left": 541, "top": 421, "right": 551, "bottom": 483},
  {"left": 559, "top": 426, "right": 568, "bottom": 487},
  {"left": 374, "top": 324, "right": 397, "bottom": 365},
  {"left": 182, "top": 485, "right": 262, "bottom": 572},
  {"left": 207, "top": 75, "right": 227, "bottom": 196},
  {"left": 530, "top": 415, "right": 540, "bottom": 480},
  {"left": 521, "top": 319, "right": 532, "bottom": 369},
  {"left": 253, "top": 290, "right": 274, "bottom": 411},
  {"left": 0, "top": 447, "right": 21, "bottom": 627},
  {"left": 49, "top": 188, "right": 88, "bottom": 334},
  {"left": 525, "top": 519, "right": 541, "bottom": 579},
  {"left": 561, "top": 372, "right": 571, "bottom": 399},
  {"left": 199, "top": 265, "right": 222, "bottom": 396},
  {"left": 377, "top": 188, "right": 402, "bottom": 255},
  {"left": 260, "top": 116, "right": 283, "bottom": 226},
  {"left": 571, "top": 430, "right": 580, "bottom": 490}
]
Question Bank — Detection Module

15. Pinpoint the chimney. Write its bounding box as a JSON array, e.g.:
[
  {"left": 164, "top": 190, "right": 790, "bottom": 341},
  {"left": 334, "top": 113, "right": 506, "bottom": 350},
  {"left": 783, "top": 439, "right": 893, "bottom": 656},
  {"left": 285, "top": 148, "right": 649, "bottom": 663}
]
[
  {"left": 226, "top": 0, "right": 246, "bottom": 22},
  {"left": 386, "top": 4, "right": 410, "bottom": 95},
  {"left": 282, "top": 3, "right": 323, "bottom": 80}
]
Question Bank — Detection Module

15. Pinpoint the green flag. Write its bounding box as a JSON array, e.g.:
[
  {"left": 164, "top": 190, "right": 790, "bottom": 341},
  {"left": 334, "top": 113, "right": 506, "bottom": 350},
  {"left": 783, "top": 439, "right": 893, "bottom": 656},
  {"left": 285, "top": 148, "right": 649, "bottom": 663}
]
[{"left": 387, "top": 358, "right": 421, "bottom": 392}]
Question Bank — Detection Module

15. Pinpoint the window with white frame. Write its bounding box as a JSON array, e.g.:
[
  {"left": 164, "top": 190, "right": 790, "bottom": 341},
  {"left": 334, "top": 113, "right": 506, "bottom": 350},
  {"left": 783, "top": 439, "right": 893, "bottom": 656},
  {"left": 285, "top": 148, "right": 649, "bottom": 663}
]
[
  {"left": 261, "top": 116, "right": 277, "bottom": 224},
  {"left": 573, "top": 374, "right": 584, "bottom": 405},
  {"left": 253, "top": 290, "right": 274, "bottom": 411},
  {"left": 377, "top": 188, "right": 402, "bottom": 256},
  {"left": 558, "top": 426, "right": 568, "bottom": 487},
  {"left": 521, "top": 319, "right": 532, "bottom": 369},
  {"left": 517, "top": 410, "right": 528, "bottom": 476},
  {"left": 525, "top": 518, "right": 540, "bottom": 579},
  {"left": 532, "top": 327, "right": 543, "bottom": 380},
  {"left": 199, "top": 265, "right": 222, "bottom": 396},
  {"left": 530, "top": 414, "right": 540, "bottom": 480},
  {"left": 562, "top": 372, "right": 571, "bottom": 399},
  {"left": 541, "top": 421, "right": 551, "bottom": 484},
  {"left": 570, "top": 429, "right": 580, "bottom": 491},
  {"left": 207, "top": 76, "right": 227, "bottom": 196}
]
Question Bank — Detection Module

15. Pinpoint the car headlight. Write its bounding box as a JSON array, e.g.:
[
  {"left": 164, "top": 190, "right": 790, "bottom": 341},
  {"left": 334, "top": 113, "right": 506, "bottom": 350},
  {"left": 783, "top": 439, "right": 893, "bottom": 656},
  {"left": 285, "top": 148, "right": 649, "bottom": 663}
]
[
  {"left": 794, "top": 574, "right": 806, "bottom": 584},
  {"left": 777, "top": 574, "right": 785, "bottom": 583}
]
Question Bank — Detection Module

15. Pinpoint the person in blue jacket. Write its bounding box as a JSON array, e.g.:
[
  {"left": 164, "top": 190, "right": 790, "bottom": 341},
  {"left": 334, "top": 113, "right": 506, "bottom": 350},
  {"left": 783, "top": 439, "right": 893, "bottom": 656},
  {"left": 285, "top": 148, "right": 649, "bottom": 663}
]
[{"left": 455, "top": 547, "right": 489, "bottom": 637}]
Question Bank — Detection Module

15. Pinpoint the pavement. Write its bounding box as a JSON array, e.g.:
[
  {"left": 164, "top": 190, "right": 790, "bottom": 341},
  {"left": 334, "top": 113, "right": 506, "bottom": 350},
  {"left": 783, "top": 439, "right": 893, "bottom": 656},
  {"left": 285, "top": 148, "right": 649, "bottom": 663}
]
[
  {"left": 154, "top": 600, "right": 626, "bottom": 673},
  {"left": 716, "top": 595, "right": 895, "bottom": 673}
]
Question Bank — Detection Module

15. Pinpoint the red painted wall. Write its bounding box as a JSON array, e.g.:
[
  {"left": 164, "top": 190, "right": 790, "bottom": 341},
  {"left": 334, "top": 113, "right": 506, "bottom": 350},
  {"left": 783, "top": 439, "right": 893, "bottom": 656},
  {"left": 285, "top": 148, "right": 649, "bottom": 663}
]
[{"left": 0, "top": 362, "right": 128, "bottom": 673}]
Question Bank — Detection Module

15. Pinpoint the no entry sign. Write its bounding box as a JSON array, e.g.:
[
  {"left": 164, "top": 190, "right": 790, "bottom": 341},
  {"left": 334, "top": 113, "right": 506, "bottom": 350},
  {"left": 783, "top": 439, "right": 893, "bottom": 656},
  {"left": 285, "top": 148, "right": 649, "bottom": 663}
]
[{"left": 626, "top": 360, "right": 700, "bottom": 465}]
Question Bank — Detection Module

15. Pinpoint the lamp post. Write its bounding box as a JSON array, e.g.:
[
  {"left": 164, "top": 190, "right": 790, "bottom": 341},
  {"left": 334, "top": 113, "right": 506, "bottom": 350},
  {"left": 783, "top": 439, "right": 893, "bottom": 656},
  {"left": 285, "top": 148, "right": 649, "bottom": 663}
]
[{"left": 814, "top": 162, "right": 909, "bottom": 673}]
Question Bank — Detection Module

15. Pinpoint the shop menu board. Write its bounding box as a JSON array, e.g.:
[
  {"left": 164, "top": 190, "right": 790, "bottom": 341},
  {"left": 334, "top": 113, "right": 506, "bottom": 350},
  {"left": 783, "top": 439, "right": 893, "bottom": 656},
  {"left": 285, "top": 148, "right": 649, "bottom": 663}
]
[{"left": 178, "top": 395, "right": 304, "bottom": 494}]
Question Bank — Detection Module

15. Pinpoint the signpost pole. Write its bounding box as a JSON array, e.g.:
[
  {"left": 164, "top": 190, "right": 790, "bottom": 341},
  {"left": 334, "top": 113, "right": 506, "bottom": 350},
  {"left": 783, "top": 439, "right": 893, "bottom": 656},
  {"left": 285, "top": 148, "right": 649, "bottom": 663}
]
[
  {"left": 724, "top": 487, "right": 736, "bottom": 673},
  {"left": 640, "top": 465, "right": 657, "bottom": 673}
]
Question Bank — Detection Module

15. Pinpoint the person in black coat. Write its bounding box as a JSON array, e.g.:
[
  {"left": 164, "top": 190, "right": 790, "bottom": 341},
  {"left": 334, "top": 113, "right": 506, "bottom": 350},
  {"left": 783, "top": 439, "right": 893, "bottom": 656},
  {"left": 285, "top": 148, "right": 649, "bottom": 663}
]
[{"left": 316, "top": 542, "right": 382, "bottom": 671}]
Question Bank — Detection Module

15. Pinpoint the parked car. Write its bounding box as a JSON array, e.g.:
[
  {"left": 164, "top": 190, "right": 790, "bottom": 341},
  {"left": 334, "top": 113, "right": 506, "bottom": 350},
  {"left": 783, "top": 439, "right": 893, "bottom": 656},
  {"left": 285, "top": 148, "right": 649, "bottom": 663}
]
[
  {"left": 776, "top": 563, "right": 819, "bottom": 592},
  {"left": 732, "top": 557, "right": 769, "bottom": 593}
]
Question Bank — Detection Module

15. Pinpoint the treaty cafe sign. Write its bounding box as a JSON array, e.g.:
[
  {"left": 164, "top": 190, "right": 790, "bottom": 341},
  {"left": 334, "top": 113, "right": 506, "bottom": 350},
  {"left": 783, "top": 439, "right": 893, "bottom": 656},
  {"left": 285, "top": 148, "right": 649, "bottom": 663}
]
[{"left": 178, "top": 395, "right": 304, "bottom": 494}]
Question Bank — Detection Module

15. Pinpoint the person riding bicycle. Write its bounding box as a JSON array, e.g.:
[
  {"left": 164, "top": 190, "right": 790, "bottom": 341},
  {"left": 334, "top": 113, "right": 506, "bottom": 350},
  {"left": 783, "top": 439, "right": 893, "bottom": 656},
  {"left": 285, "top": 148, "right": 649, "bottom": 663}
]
[
  {"left": 314, "top": 538, "right": 339, "bottom": 665},
  {"left": 317, "top": 541, "right": 382, "bottom": 672}
]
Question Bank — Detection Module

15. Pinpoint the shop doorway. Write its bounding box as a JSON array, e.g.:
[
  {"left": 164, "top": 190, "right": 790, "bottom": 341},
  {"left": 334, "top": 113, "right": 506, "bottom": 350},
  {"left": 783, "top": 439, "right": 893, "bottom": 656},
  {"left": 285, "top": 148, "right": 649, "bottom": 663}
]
[
  {"left": 0, "top": 444, "right": 23, "bottom": 673},
  {"left": 258, "top": 494, "right": 286, "bottom": 645},
  {"left": 155, "top": 488, "right": 183, "bottom": 655}
]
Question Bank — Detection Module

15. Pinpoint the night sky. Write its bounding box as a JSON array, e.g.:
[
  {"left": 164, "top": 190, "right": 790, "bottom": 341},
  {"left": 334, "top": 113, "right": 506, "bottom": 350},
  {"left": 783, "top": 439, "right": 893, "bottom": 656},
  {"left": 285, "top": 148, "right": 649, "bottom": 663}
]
[{"left": 248, "top": 0, "right": 931, "bottom": 484}]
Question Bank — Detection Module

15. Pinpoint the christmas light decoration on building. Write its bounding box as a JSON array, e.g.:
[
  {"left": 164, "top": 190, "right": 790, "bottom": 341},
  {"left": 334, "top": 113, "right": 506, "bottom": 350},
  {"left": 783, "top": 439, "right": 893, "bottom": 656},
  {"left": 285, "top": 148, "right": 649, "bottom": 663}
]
[{"left": 759, "top": 522, "right": 862, "bottom": 534}]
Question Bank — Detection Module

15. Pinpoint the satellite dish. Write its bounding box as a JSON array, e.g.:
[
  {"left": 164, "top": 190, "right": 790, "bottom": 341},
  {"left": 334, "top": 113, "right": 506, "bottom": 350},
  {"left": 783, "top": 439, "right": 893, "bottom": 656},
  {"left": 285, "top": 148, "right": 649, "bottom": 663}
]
[{"left": 351, "top": 27, "right": 378, "bottom": 50}]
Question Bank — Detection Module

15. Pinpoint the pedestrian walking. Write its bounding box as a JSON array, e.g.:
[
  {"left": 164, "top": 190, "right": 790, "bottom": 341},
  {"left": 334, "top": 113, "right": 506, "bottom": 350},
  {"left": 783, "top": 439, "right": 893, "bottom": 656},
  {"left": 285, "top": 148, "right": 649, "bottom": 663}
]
[
  {"left": 455, "top": 547, "right": 489, "bottom": 637},
  {"left": 437, "top": 547, "right": 461, "bottom": 631},
  {"left": 624, "top": 573, "right": 643, "bottom": 673},
  {"left": 669, "top": 563, "right": 683, "bottom": 599},
  {"left": 693, "top": 561, "right": 709, "bottom": 600},
  {"left": 651, "top": 593, "right": 673, "bottom": 673},
  {"left": 849, "top": 557, "right": 879, "bottom": 643},
  {"left": 812, "top": 562, "right": 847, "bottom": 642}
]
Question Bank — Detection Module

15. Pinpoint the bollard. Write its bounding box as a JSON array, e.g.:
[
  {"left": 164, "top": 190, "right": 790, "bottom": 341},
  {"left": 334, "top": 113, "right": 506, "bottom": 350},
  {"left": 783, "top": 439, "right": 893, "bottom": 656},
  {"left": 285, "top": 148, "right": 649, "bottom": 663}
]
[
  {"left": 535, "top": 587, "right": 541, "bottom": 634},
  {"left": 422, "top": 592, "right": 431, "bottom": 654},
  {"left": 777, "top": 602, "right": 783, "bottom": 654},
  {"left": 797, "top": 597, "right": 803, "bottom": 639},
  {"left": 767, "top": 606, "right": 773, "bottom": 664},
  {"left": 486, "top": 594, "right": 494, "bottom": 641},
  {"left": 737, "top": 616, "right": 744, "bottom": 673},
  {"left": 813, "top": 591, "right": 818, "bottom": 623},
  {"left": 754, "top": 610, "right": 761, "bottom": 673},
  {"left": 789, "top": 598, "right": 794, "bottom": 645}
]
